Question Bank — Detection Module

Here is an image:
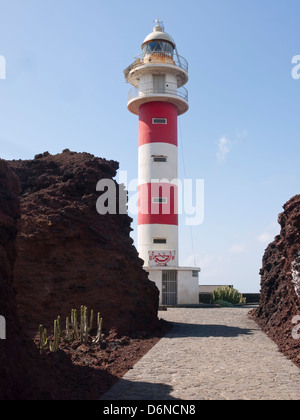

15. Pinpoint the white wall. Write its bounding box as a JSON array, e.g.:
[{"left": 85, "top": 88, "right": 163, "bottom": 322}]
[
  {"left": 138, "top": 224, "right": 178, "bottom": 266},
  {"left": 138, "top": 142, "right": 178, "bottom": 185},
  {"left": 139, "top": 72, "right": 178, "bottom": 94},
  {"left": 146, "top": 268, "right": 200, "bottom": 305},
  {"left": 177, "top": 270, "right": 199, "bottom": 304}
]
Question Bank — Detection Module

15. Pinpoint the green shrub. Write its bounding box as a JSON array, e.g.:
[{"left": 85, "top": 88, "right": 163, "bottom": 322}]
[
  {"left": 214, "top": 299, "right": 234, "bottom": 307},
  {"left": 211, "top": 286, "right": 246, "bottom": 305}
]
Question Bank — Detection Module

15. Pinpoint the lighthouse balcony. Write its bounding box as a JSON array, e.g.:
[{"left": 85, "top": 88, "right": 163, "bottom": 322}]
[
  {"left": 124, "top": 52, "right": 188, "bottom": 87},
  {"left": 127, "top": 81, "right": 189, "bottom": 116}
]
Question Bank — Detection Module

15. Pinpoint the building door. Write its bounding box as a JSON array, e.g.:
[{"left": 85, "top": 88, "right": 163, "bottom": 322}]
[
  {"left": 162, "top": 270, "right": 177, "bottom": 305},
  {"left": 153, "top": 75, "right": 165, "bottom": 94}
]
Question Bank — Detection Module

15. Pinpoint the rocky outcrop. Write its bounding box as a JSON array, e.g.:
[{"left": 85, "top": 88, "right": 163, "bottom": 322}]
[
  {"left": 0, "top": 160, "right": 28, "bottom": 399},
  {"left": 0, "top": 160, "right": 20, "bottom": 283},
  {"left": 0, "top": 151, "right": 162, "bottom": 400},
  {"left": 252, "top": 195, "right": 300, "bottom": 367},
  {"left": 9, "top": 150, "right": 159, "bottom": 339}
]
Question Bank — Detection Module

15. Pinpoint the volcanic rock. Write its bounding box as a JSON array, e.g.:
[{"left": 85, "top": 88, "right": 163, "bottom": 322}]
[
  {"left": 8, "top": 151, "right": 159, "bottom": 338},
  {"left": 0, "top": 160, "right": 29, "bottom": 399},
  {"left": 252, "top": 194, "right": 300, "bottom": 367}
]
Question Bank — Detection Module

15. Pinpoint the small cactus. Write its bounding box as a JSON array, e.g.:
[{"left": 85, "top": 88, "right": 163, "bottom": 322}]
[
  {"left": 92, "top": 312, "right": 103, "bottom": 345},
  {"left": 48, "top": 319, "right": 60, "bottom": 352},
  {"left": 65, "top": 316, "right": 72, "bottom": 341},
  {"left": 80, "top": 305, "right": 94, "bottom": 344},
  {"left": 38, "top": 306, "right": 102, "bottom": 353},
  {"left": 58, "top": 315, "right": 72, "bottom": 342},
  {"left": 71, "top": 309, "right": 78, "bottom": 340},
  {"left": 88, "top": 309, "right": 94, "bottom": 333},
  {"left": 39, "top": 325, "right": 48, "bottom": 354}
]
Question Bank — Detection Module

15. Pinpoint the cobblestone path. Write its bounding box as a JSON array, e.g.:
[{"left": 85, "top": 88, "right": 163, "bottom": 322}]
[{"left": 101, "top": 307, "right": 300, "bottom": 400}]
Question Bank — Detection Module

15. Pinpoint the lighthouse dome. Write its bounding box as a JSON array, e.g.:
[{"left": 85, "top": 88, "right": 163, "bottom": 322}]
[{"left": 141, "top": 21, "right": 176, "bottom": 52}]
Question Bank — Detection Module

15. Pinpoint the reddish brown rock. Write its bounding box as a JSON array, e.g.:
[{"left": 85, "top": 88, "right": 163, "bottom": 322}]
[
  {"left": 0, "top": 160, "right": 28, "bottom": 399},
  {"left": 251, "top": 195, "right": 300, "bottom": 368},
  {"left": 9, "top": 150, "right": 159, "bottom": 339},
  {"left": 0, "top": 152, "right": 164, "bottom": 400}
]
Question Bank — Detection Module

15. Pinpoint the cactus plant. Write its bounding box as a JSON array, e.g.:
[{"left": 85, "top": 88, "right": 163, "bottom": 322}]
[
  {"left": 88, "top": 309, "right": 94, "bottom": 333},
  {"left": 64, "top": 316, "right": 72, "bottom": 342},
  {"left": 71, "top": 309, "right": 78, "bottom": 340},
  {"left": 92, "top": 312, "right": 103, "bottom": 345},
  {"left": 57, "top": 315, "right": 72, "bottom": 342},
  {"left": 38, "top": 306, "right": 102, "bottom": 353},
  {"left": 39, "top": 325, "right": 49, "bottom": 354},
  {"left": 79, "top": 306, "right": 94, "bottom": 344},
  {"left": 48, "top": 319, "right": 60, "bottom": 352}
]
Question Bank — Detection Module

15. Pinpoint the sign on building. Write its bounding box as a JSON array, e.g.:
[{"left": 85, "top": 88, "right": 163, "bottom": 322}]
[{"left": 149, "top": 250, "right": 176, "bottom": 267}]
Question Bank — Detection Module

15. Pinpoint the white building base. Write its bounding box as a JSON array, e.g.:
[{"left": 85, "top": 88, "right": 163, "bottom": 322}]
[{"left": 145, "top": 266, "right": 200, "bottom": 306}]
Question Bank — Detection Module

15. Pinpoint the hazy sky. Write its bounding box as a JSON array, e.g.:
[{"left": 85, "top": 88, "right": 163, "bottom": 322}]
[{"left": 1, "top": 0, "right": 299, "bottom": 292}]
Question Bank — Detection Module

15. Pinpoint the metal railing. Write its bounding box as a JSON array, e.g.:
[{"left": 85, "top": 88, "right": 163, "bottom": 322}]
[
  {"left": 124, "top": 51, "right": 188, "bottom": 79},
  {"left": 128, "top": 81, "right": 188, "bottom": 102}
]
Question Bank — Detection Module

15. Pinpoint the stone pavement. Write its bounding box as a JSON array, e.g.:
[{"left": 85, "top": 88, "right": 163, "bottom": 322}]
[{"left": 101, "top": 307, "right": 300, "bottom": 400}]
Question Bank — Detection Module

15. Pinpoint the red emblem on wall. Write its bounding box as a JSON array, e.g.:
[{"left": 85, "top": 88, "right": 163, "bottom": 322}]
[{"left": 149, "top": 250, "right": 176, "bottom": 266}]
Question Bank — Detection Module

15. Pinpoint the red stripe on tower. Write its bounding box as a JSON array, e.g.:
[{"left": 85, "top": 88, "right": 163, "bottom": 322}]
[
  {"left": 138, "top": 182, "right": 178, "bottom": 225},
  {"left": 138, "top": 102, "right": 178, "bottom": 147}
]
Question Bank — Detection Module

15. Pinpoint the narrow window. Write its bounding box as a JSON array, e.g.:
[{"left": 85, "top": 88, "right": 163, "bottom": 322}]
[
  {"left": 153, "top": 156, "right": 167, "bottom": 163},
  {"left": 153, "top": 238, "right": 167, "bottom": 244},
  {"left": 192, "top": 270, "right": 199, "bottom": 278},
  {"left": 152, "top": 118, "right": 167, "bottom": 124},
  {"left": 152, "top": 197, "right": 167, "bottom": 204}
]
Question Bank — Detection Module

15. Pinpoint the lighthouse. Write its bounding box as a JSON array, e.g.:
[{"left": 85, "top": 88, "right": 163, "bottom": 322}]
[{"left": 124, "top": 20, "right": 200, "bottom": 305}]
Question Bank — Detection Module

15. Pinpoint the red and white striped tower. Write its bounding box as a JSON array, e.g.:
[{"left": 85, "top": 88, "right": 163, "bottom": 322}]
[
  {"left": 124, "top": 21, "right": 200, "bottom": 305},
  {"left": 124, "top": 20, "right": 188, "bottom": 268}
]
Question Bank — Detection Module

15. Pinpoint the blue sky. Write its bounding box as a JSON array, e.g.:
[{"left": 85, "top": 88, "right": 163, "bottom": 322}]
[{"left": 0, "top": 0, "right": 299, "bottom": 292}]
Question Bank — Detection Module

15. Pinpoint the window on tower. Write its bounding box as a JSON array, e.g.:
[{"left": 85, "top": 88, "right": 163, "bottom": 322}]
[
  {"left": 142, "top": 41, "right": 174, "bottom": 57},
  {"left": 153, "top": 238, "right": 167, "bottom": 244},
  {"left": 152, "top": 118, "right": 167, "bottom": 124},
  {"left": 152, "top": 197, "right": 167, "bottom": 204},
  {"left": 153, "top": 156, "right": 167, "bottom": 163}
]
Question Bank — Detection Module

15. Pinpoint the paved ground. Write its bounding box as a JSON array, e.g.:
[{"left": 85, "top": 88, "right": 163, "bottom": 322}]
[{"left": 101, "top": 307, "right": 300, "bottom": 400}]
